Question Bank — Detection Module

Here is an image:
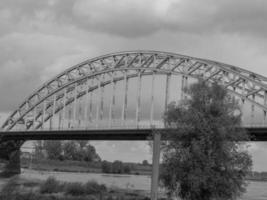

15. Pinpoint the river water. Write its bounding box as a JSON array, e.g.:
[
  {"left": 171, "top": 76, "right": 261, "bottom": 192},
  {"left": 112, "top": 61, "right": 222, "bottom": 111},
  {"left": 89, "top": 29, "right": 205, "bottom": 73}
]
[
  {"left": 20, "top": 169, "right": 151, "bottom": 191},
  {"left": 1, "top": 169, "right": 267, "bottom": 199}
]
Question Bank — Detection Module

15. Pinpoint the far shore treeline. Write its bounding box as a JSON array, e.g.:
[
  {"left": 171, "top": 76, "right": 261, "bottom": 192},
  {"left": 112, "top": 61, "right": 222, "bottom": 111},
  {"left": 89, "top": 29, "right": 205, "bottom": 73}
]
[
  {"left": 18, "top": 140, "right": 267, "bottom": 181},
  {"left": 19, "top": 140, "right": 152, "bottom": 175}
]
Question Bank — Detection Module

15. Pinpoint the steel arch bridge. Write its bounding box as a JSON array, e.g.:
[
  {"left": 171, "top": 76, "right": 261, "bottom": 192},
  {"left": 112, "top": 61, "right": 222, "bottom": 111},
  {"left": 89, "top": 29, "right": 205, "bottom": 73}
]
[
  {"left": 2, "top": 50, "right": 267, "bottom": 199},
  {"left": 2, "top": 50, "right": 267, "bottom": 133}
]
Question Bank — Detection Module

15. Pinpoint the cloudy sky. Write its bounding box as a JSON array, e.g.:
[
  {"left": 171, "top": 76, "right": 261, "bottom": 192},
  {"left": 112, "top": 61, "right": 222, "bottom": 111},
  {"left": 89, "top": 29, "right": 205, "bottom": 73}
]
[{"left": 1, "top": 0, "right": 267, "bottom": 170}]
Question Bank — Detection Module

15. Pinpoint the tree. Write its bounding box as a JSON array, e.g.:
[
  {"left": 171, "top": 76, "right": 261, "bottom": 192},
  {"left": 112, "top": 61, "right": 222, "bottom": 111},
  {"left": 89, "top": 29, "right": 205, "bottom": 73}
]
[
  {"left": 142, "top": 160, "right": 149, "bottom": 165},
  {"left": 112, "top": 160, "right": 123, "bottom": 173},
  {"left": 82, "top": 144, "right": 101, "bottom": 162},
  {"left": 43, "top": 141, "right": 62, "bottom": 160},
  {"left": 77, "top": 140, "right": 88, "bottom": 149},
  {"left": 123, "top": 165, "right": 131, "bottom": 174},
  {"left": 62, "top": 141, "right": 78, "bottom": 160},
  {"left": 161, "top": 81, "right": 252, "bottom": 200},
  {"left": 62, "top": 141, "right": 101, "bottom": 162},
  {"left": 102, "top": 160, "right": 112, "bottom": 173},
  {"left": 33, "top": 141, "right": 45, "bottom": 159}
]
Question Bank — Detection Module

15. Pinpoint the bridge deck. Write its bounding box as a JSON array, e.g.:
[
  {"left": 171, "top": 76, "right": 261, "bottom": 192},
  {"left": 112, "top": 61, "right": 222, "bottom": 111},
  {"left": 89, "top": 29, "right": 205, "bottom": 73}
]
[{"left": 1, "top": 128, "right": 267, "bottom": 141}]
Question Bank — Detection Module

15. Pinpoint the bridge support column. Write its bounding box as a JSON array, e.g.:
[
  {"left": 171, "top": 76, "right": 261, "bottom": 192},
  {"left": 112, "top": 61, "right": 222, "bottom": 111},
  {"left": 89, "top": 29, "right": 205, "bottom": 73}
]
[
  {"left": 151, "top": 131, "right": 161, "bottom": 200},
  {"left": 5, "top": 148, "right": 21, "bottom": 175},
  {"left": 0, "top": 142, "right": 21, "bottom": 176}
]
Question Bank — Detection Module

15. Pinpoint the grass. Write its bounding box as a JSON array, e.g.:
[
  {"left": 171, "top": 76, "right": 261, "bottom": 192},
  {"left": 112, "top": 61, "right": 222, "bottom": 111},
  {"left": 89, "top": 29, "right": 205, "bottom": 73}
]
[
  {"left": 84, "top": 181, "right": 107, "bottom": 194},
  {"left": 1, "top": 177, "right": 19, "bottom": 195},
  {"left": 0, "top": 193, "right": 102, "bottom": 200},
  {"left": 0, "top": 192, "right": 152, "bottom": 200},
  {"left": 22, "top": 180, "right": 40, "bottom": 188},
  {"left": 39, "top": 177, "right": 108, "bottom": 196},
  {"left": 0, "top": 176, "right": 154, "bottom": 200},
  {"left": 0, "top": 171, "right": 19, "bottom": 178},
  {"left": 65, "top": 182, "right": 86, "bottom": 196},
  {"left": 40, "top": 176, "right": 63, "bottom": 194}
]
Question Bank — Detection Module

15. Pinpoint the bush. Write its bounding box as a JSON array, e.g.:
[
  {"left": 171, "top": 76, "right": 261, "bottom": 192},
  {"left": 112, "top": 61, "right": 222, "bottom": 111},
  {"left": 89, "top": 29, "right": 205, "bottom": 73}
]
[
  {"left": 64, "top": 182, "right": 85, "bottom": 196},
  {"left": 0, "top": 192, "right": 99, "bottom": 200},
  {"left": 106, "top": 195, "right": 113, "bottom": 200},
  {"left": 22, "top": 180, "right": 40, "bottom": 187},
  {"left": 0, "top": 177, "right": 20, "bottom": 198},
  {"left": 84, "top": 181, "right": 106, "bottom": 194},
  {"left": 0, "top": 192, "right": 39, "bottom": 200},
  {"left": 40, "top": 176, "right": 61, "bottom": 194}
]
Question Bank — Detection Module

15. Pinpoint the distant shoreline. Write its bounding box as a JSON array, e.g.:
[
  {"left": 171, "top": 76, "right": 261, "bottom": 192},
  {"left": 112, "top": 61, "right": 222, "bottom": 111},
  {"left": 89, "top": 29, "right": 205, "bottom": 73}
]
[
  {"left": 246, "top": 178, "right": 267, "bottom": 182},
  {"left": 21, "top": 167, "right": 151, "bottom": 178},
  {"left": 21, "top": 158, "right": 152, "bottom": 176}
]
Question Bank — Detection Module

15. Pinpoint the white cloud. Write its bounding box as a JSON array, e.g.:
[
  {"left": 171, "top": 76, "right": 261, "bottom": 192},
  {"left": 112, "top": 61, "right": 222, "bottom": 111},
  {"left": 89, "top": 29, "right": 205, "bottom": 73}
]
[
  {"left": 0, "top": 32, "right": 91, "bottom": 111},
  {"left": 1, "top": 0, "right": 266, "bottom": 38}
]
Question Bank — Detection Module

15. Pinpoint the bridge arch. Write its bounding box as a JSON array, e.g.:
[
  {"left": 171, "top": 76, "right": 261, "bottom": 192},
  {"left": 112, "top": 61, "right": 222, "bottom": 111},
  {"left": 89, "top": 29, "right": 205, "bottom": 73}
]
[{"left": 2, "top": 50, "right": 267, "bottom": 131}]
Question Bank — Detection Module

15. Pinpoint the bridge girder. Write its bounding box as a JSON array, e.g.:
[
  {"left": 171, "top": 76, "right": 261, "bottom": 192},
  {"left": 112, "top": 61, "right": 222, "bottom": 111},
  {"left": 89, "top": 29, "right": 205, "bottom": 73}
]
[{"left": 2, "top": 50, "right": 267, "bottom": 132}]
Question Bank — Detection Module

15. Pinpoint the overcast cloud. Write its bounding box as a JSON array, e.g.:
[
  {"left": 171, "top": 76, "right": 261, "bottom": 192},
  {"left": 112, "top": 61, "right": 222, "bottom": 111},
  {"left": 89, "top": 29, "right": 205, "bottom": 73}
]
[{"left": 0, "top": 0, "right": 267, "bottom": 170}]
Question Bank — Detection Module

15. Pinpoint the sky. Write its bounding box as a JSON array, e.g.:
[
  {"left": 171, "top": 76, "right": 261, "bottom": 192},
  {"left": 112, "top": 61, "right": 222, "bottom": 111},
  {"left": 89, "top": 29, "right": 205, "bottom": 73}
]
[{"left": 1, "top": 0, "right": 267, "bottom": 170}]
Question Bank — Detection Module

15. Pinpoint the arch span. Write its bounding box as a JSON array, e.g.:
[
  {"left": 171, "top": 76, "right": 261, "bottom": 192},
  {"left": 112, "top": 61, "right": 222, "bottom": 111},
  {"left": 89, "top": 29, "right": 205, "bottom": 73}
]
[{"left": 2, "top": 50, "right": 267, "bottom": 131}]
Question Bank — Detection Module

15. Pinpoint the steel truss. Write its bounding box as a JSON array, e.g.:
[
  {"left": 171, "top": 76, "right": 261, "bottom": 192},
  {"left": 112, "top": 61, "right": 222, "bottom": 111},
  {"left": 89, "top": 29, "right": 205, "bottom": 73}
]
[{"left": 2, "top": 50, "right": 267, "bottom": 131}]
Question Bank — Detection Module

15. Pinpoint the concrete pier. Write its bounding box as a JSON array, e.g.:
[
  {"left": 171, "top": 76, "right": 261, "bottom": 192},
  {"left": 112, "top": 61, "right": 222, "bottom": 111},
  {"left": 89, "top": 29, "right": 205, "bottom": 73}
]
[
  {"left": 0, "top": 141, "right": 21, "bottom": 176},
  {"left": 151, "top": 131, "right": 161, "bottom": 200},
  {"left": 4, "top": 148, "right": 21, "bottom": 175}
]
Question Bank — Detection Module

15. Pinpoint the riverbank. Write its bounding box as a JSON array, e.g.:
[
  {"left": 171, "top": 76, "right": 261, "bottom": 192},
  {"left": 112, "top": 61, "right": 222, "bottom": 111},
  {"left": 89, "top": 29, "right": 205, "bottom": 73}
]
[
  {"left": 1, "top": 169, "right": 267, "bottom": 200},
  {"left": 0, "top": 176, "right": 154, "bottom": 200},
  {"left": 21, "top": 158, "right": 152, "bottom": 175},
  {"left": 0, "top": 168, "right": 168, "bottom": 199},
  {"left": 21, "top": 158, "right": 267, "bottom": 182},
  {"left": 20, "top": 168, "right": 152, "bottom": 191}
]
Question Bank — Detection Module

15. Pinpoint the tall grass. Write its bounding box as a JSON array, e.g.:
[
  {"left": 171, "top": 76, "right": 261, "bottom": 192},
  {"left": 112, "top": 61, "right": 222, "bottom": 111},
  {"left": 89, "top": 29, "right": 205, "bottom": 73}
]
[
  {"left": 40, "top": 177, "right": 107, "bottom": 196},
  {"left": 0, "top": 192, "right": 103, "bottom": 200},
  {"left": 40, "top": 176, "right": 63, "bottom": 194},
  {"left": 85, "top": 181, "right": 107, "bottom": 194},
  {"left": 1, "top": 176, "right": 153, "bottom": 200},
  {"left": 0, "top": 177, "right": 19, "bottom": 198},
  {"left": 65, "top": 182, "right": 85, "bottom": 196}
]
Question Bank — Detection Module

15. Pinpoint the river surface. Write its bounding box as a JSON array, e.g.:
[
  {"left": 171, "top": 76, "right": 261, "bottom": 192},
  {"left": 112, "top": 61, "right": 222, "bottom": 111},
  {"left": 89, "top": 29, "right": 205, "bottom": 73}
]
[
  {"left": 1, "top": 169, "right": 267, "bottom": 199},
  {"left": 20, "top": 169, "right": 151, "bottom": 191}
]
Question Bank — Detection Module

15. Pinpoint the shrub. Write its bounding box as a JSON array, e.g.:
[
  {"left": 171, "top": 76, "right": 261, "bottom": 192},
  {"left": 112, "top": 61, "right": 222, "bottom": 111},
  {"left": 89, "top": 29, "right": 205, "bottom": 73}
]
[
  {"left": 0, "top": 177, "right": 20, "bottom": 196},
  {"left": 84, "top": 181, "right": 106, "bottom": 194},
  {"left": 0, "top": 192, "right": 98, "bottom": 200},
  {"left": 142, "top": 197, "right": 150, "bottom": 200},
  {"left": 106, "top": 195, "right": 113, "bottom": 200},
  {"left": 22, "top": 180, "right": 40, "bottom": 187},
  {"left": 64, "top": 182, "right": 85, "bottom": 196},
  {"left": 1, "top": 192, "right": 39, "bottom": 200},
  {"left": 14, "top": 192, "right": 39, "bottom": 200},
  {"left": 40, "top": 176, "right": 61, "bottom": 194}
]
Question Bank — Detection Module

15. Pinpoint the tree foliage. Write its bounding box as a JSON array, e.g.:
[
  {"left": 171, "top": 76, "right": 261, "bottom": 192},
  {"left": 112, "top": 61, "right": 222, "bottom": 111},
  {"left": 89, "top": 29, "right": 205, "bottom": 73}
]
[
  {"left": 142, "top": 160, "right": 149, "bottom": 165},
  {"left": 62, "top": 141, "right": 78, "bottom": 160},
  {"left": 43, "top": 141, "right": 62, "bottom": 160},
  {"left": 161, "top": 81, "right": 252, "bottom": 200},
  {"left": 33, "top": 141, "right": 45, "bottom": 159},
  {"left": 40, "top": 140, "right": 101, "bottom": 162},
  {"left": 101, "top": 160, "right": 131, "bottom": 174}
]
